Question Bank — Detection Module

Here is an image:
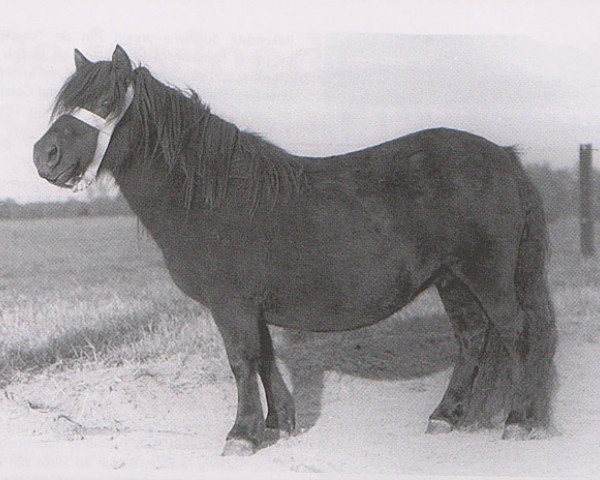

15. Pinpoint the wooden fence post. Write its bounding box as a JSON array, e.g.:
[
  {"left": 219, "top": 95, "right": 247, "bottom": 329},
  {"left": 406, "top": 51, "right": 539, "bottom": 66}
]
[{"left": 580, "top": 143, "right": 595, "bottom": 257}]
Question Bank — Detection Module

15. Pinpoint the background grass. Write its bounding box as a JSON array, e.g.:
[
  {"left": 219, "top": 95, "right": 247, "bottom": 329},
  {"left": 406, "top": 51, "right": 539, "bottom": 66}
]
[
  {"left": 0, "top": 215, "right": 598, "bottom": 387},
  {"left": 0, "top": 216, "right": 223, "bottom": 385}
]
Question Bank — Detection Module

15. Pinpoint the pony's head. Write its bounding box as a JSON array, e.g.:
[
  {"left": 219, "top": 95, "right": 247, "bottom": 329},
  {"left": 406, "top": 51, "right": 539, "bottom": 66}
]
[
  {"left": 33, "top": 45, "right": 134, "bottom": 190},
  {"left": 34, "top": 45, "right": 305, "bottom": 212}
]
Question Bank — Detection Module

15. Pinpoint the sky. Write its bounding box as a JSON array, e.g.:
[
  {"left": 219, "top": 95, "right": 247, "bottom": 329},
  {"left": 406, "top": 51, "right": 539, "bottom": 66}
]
[{"left": 1, "top": 0, "right": 599, "bottom": 202}]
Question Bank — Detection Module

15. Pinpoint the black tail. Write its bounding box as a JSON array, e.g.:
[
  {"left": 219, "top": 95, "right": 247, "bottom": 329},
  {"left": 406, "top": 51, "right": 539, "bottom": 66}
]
[{"left": 510, "top": 147, "right": 558, "bottom": 428}]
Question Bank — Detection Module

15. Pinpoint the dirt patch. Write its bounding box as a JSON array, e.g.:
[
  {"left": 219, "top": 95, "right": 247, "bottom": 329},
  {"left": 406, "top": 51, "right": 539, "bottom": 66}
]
[{"left": 1, "top": 332, "right": 598, "bottom": 479}]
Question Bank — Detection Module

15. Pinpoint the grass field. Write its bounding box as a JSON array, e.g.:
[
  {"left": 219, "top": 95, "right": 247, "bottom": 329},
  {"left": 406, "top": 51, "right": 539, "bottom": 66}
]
[
  {"left": 0, "top": 216, "right": 223, "bottom": 385},
  {"left": 0, "top": 214, "right": 598, "bottom": 386}
]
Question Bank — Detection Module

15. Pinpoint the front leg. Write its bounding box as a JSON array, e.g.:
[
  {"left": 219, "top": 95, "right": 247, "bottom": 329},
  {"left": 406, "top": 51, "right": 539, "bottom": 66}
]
[
  {"left": 258, "top": 320, "right": 295, "bottom": 436},
  {"left": 211, "top": 301, "right": 265, "bottom": 456}
]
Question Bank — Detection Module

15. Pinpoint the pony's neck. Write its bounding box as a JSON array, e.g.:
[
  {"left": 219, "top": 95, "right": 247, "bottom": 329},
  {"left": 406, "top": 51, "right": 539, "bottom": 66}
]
[{"left": 109, "top": 68, "right": 306, "bottom": 218}]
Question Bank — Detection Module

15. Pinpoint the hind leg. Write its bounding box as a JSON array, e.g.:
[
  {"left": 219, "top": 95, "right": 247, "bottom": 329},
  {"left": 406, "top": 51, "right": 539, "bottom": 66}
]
[
  {"left": 258, "top": 321, "right": 296, "bottom": 436},
  {"left": 427, "top": 275, "right": 488, "bottom": 433},
  {"left": 453, "top": 260, "right": 540, "bottom": 439}
]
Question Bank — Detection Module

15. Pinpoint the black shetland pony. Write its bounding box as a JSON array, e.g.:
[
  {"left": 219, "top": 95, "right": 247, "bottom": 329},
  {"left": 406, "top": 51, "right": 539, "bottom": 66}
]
[{"left": 34, "top": 46, "right": 557, "bottom": 455}]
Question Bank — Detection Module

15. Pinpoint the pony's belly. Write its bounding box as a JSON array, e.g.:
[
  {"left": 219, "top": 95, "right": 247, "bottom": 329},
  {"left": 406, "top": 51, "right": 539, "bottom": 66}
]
[
  {"left": 264, "top": 295, "right": 409, "bottom": 332},
  {"left": 263, "top": 266, "right": 424, "bottom": 332}
]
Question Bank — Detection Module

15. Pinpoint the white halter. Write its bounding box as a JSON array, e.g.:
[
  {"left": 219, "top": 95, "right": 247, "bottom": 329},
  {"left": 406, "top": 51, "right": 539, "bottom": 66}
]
[{"left": 67, "top": 84, "right": 135, "bottom": 191}]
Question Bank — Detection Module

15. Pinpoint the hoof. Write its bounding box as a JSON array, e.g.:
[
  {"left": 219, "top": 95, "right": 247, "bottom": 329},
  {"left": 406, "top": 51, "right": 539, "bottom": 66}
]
[
  {"left": 502, "top": 424, "right": 531, "bottom": 440},
  {"left": 266, "top": 413, "right": 295, "bottom": 436},
  {"left": 267, "top": 427, "right": 292, "bottom": 440},
  {"left": 262, "top": 427, "right": 289, "bottom": 446},
  {"left": 426, "top": 418, "right": 454, "bottom": 434},
  {"left": 529, "top": 425, "right": 559, "bottom": 440},
  {"left": 222, "top": 439, "right": 256, "bottom": 456}
]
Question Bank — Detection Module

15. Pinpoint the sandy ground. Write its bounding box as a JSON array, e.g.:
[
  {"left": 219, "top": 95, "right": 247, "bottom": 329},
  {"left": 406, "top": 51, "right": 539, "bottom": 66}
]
[{"left": 0, "top": 329, "right": 598, "bottom": 480}]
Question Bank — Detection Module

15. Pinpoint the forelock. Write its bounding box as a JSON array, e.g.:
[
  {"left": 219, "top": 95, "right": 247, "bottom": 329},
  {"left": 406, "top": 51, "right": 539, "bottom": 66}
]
[{"left": 52, "top": 61, "right": 129, "bottom": 119}]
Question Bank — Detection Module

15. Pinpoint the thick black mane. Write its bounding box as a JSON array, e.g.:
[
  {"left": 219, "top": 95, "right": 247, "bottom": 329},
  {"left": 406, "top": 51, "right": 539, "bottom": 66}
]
[{"left": 54, "top": 63, "right": 306, "bottom": 212}]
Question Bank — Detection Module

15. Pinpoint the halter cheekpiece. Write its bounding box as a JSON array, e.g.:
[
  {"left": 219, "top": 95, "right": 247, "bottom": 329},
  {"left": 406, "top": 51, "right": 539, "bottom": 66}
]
[{"left": 67, "top": 84, "right": 135, "bottom": 191}]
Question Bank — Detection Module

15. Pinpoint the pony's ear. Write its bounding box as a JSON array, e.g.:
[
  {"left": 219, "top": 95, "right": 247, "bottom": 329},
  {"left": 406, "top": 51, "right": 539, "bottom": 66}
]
[
  {"left": 74, "top": 49, "right": 91, "bottom": 70},
  {"left": 112, "top": 45, "right": 132, "bottom": 74}
]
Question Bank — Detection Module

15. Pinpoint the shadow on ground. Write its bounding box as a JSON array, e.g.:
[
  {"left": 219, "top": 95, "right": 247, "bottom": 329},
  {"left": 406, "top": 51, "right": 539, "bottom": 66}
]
[
  {"left": 1, "top": 304, "right": 511, "bottom": 436},
  {"left": 273, "top": 312, "right": 458, "bottom": 432}
]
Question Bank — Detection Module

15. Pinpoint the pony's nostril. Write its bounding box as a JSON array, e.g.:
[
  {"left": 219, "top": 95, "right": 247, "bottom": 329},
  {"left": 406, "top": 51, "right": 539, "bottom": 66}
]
[{"left": 47, "top": 144, "right": 60, "bottom": 165}]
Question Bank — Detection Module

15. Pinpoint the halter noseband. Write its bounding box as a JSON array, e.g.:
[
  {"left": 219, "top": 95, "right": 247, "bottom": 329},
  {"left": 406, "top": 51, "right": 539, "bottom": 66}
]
[{"left": 67, "top": 84, "right": 135, "bottom": 191}]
